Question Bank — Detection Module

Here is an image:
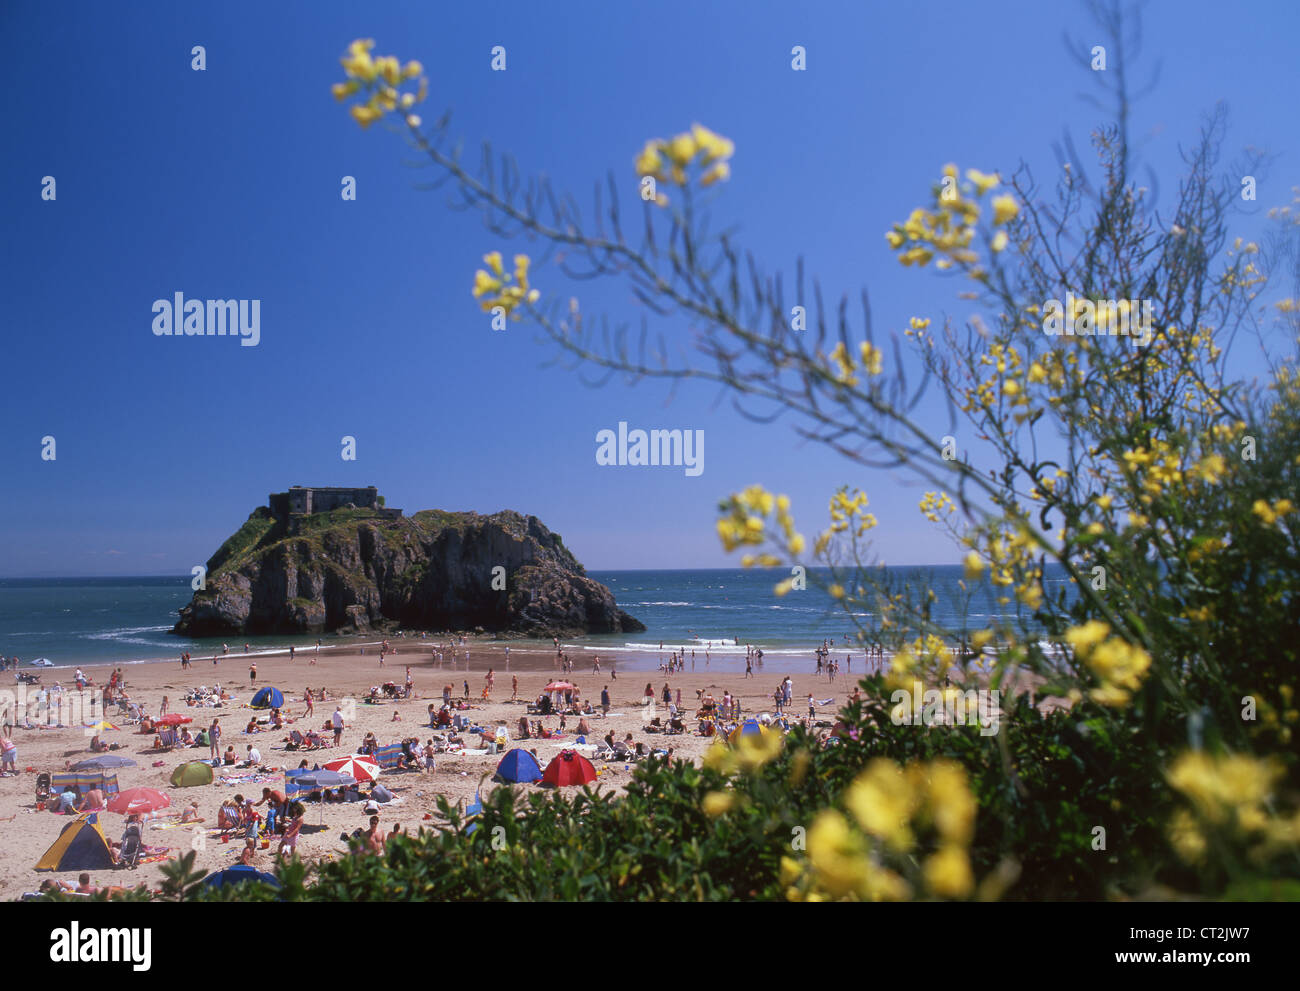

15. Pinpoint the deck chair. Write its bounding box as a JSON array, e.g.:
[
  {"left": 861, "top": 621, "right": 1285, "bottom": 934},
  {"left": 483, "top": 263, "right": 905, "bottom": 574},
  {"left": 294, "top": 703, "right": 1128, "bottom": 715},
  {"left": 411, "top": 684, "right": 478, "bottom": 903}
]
[
  {"left": 118, "top": 821, "right": 143, "bottom": 869},
  {"left": 217, "top": 803, "right": 241, "bottom": 830},
  {"left": 285, "top": 730, "right": 305, "bottom": 751}
]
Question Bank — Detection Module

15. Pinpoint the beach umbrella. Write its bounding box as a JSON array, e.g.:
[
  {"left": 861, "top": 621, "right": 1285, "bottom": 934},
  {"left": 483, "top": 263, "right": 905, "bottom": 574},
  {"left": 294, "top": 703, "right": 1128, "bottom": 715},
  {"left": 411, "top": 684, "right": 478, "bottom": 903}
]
[
  {"left": 85, "top": 720, "right": 120, "bottom": 731},
  {"left": 155, "top": 713, "right": 193, "bottom": 726},
  {"left": 250, "top": 686, "right": 284, "bottom": 710},
  {"left": 108, "top": 787, "right": 171, "bottom": 815},
  {"left": 544, "top": 681, "right": 574, "bottom": 692},
  {"left": 71, "top": 755, "right": 137, "bottom": 771},
  {"left": 323, "top": 754, "right": 380, "bottom": 783},
  {"left": 201, "top": 865, "right": 281, "bottom": 891},
  {"left": 540, "top": 749, "right": 597, "bottom": 787},
  {"left": 290, "top": 770, "right": 356, "bottom": 824}
]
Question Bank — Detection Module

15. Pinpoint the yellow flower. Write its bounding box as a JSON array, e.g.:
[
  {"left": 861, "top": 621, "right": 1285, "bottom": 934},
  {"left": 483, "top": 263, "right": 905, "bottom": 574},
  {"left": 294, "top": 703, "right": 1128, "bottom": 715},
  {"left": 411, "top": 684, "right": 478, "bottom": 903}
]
[
  {"left": 340, "top": 39, "right": 378, "bottom": 82},
  {"left": 691, "top": 123, "right": 734, "bottom": 163},
  {"left": 828, "top": 584, "right": 845, "bottom": 599},
  {"left": 402, "top": 60, "right": 424, "bottom": 80},
  {"left": 472, "top": 270, "right": 502, "bottom": 298},
  {"left": 924, "top": 845, "right": 974, "bottom": 898},
  {"left": 845, "top": 760, "right": 919, "bottom": 851},
  {"left": 702, "top": 791, "right": 734, "bottom": 817},
  {"left": 483, "top": 252, "right": 504, "bottom": 277},
  {"left": 807, "top": 810, "right": 869, "bottom": 898},
  {"left": 991, "top": 194, "right": 1019, "bottom": 225},
  {"left": 966, "top": 169, "right": 999, "bottom": 195},
  {"left": 349, "top": 104, "right": 383, "bottom": 129},
  {"left": 991, "top": 230, "right": 1009, "bottom": 253},
  {"left": 1064, "top": 620, "right": 1110, "bottom": 655},
  {"left": 332, "top": 81, "right": 359, "bottom": 102},
  {"left": 406, "top": 114, "right": 422, "bottom": 128},
  {"left": 665, "top": 132, "right": 698, "bottom": 166},
  {"left": 963, "top": 552, "right": 984, "bottom": 579},
  {"left": 635, "top": 141, "right": 663, "bottom": 177},
  {"left": 859, "top": 342, "right": 884, "bottom": 376},
  {"left": 926, "top": 760, "right": 976, "bottom": 845},
  {"left": 700, "top": 162, "right": 731, "bottom": 187}
]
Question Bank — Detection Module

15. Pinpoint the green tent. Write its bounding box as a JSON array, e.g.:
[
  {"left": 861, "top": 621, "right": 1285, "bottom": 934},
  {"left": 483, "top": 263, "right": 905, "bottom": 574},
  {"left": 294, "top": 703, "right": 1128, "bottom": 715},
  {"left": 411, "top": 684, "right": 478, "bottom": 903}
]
[{"left": 170, "top": 761, "right": 213, "bottom": 787}]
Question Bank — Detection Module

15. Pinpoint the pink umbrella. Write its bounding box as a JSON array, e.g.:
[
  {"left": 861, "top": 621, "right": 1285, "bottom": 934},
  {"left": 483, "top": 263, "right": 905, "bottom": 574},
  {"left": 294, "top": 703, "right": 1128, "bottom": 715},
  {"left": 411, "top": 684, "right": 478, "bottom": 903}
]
[
  {"left": 544, "top": 681, "right": 574, "bottom": 692},
  {"left": 323, "top": 754, "right": 381, "bottom": 783},
  {"left": 155, "top": 714, "right": 193, "bottom": 726},
  {"left": 108, "top": 787, "right": 171, "bottom": 815}
]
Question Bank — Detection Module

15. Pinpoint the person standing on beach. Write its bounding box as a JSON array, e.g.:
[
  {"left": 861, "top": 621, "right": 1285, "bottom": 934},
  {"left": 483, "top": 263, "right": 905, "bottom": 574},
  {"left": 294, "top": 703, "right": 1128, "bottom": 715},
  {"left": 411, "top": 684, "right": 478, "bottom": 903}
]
[
  {"left": 304, "top": 689, "right": 314, "bottom": 719},
  {"left": 331, "top": 706, "right": 344, "bottom": 746},
  {"left": 511, "top": 675, "right": 518, "bottom": 701},
  {"left": 289, "top": 645, "right": 295, "bottom": 663},
  {"left": 160, "top": 696, "right": 169, "bottom": 716},
  {"left": 249, "top": 662, "right": 257, "bottom": 683},
  {"left": 808, "top": 694, "right": 816, "bottom": 722},
  {"left": 485, "top": 669, "right": 495, "bottom": 698},
  {"left": 601, "top": 685, "right": 610, "bottom": 716},
  {"left": 745, "top": 657, "right": 753, "bottom": 679},
  {"left": 209, "top": 719, "right": 222, "bottom": 762}
]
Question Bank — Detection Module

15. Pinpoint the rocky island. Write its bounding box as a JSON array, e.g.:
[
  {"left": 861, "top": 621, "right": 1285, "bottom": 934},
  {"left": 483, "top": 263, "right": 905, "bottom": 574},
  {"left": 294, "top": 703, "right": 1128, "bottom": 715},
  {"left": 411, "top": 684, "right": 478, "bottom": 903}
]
[{"left": 173, "top": 486, "right": 644, "bottom": 638}]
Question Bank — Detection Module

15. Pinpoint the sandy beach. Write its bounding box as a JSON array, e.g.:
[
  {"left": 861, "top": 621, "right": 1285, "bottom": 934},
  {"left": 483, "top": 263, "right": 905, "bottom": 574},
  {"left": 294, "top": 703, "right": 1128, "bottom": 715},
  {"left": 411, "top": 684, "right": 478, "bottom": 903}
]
[{"left": 0, "top": 638, "right": 862, "bottom": 899}]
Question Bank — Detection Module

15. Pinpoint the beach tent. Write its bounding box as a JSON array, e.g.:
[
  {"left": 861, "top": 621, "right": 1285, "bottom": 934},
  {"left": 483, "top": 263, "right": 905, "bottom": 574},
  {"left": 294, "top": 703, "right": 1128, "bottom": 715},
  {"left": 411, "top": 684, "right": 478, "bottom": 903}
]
[
  {"left": 52, "top": 771, "right": 120, "bottom": 797},
  {"left": 495, "top": 748, "right": 543, "bottom": 784},
  {"left": 250, "top": 687, "right": 284, "bottom": 710},
  {"left": 540, "top": 750, "right": 597, "bottom": 787},
  {"left": 201, "top": 865, "right": 281, "bottom": 891},
  {"left": 35, "top": 813, "right": 115, "bottom": 871},
  {"left": 170, "top": 761, "right": 213, "bottom": 788},
  {"left": 729, "top": 720, "right": 768, "bottom": 745},
  {"left": 464, "top": 789, "right": 484, "bottom": 835}
]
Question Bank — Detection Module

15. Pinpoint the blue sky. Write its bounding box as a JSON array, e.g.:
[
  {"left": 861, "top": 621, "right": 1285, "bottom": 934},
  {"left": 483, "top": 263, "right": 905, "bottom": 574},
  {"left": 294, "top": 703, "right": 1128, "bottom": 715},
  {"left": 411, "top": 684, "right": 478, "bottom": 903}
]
[{"left": 2, "top": 0, "right": 1296, "bottom": 576}]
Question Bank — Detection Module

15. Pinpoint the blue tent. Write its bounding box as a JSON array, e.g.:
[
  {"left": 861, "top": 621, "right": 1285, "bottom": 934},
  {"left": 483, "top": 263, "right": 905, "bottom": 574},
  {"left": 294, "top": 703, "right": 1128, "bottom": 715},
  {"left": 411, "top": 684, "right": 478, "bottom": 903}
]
[
  {"left": 202, "top": 865, "right": 281, "bottom": 890},
  {"left": 494, "top": 748, "right": 543, "bottom": 784},
  {"left": 251, "top": 686, "right": 284, "bottom": 709}
]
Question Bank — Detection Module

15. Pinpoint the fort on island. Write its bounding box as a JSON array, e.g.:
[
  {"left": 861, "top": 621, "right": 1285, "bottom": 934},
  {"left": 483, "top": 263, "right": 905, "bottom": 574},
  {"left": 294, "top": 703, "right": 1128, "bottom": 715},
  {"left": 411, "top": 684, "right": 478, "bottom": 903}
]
[{"left": 268, "top": 486, "right": 402, "bottom": 533}]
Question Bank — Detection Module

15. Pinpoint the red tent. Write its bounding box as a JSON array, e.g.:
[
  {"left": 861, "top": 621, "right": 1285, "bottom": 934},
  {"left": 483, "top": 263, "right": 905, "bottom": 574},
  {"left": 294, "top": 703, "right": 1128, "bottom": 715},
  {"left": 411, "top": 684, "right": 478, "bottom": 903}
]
[{"left": 541, "top": 749, "right": 597, "bottom": 787}]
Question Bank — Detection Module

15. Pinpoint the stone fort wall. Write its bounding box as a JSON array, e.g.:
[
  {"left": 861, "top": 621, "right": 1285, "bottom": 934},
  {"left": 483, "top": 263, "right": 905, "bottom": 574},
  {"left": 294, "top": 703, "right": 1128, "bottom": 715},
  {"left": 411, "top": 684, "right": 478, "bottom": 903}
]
[{"left": 269, "top": 486, "right": 401, "bottom": 522}]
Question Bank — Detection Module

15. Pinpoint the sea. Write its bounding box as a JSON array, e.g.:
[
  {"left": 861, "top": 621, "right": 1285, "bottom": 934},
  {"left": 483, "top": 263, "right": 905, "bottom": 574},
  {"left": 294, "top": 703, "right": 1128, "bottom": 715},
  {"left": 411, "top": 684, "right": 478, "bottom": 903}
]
[{"left": 0, "top": 567, "right": 1074, "bottom": 676}]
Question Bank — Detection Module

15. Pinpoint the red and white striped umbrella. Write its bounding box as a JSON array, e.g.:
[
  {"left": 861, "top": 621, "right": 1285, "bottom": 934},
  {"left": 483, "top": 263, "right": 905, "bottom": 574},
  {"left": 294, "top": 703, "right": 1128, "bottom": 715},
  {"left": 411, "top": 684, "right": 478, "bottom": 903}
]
[
  {"left": 108, "top": 787, "right": 172, "bottom": 815},
  {"left": 323, "top": 754, "right": 381, "bottom": 782}
]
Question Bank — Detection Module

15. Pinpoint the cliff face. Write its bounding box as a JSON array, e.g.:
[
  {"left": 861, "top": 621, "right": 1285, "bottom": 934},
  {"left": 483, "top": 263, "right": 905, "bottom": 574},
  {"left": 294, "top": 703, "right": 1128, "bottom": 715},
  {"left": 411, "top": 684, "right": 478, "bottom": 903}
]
[{"left": 173, "top": 506, "right": 644, "bottom": 638}]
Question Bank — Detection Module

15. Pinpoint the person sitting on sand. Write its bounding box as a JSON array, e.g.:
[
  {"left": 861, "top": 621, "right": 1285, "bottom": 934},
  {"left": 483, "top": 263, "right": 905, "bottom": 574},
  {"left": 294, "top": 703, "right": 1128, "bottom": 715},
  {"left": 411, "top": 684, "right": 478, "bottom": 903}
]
[
  {"left": 78, "top": 787, "right": 106, "bottom": 812},
  {"left": 245, "top": 718, "right": 259, "bottom": 734},
  {"left": 575, "top": 717, "right": 591, "bottom": 737},
  {"left": 516, "top": 716, "right": 530, "bottom": 740},
  {"left": 181, "top": 801, "right": 204, "bottom": 824},
  {"left": 239, "top": 836, "right": 258, "bottom": 866},
  {"left": 222, "top": 745, "right": 237, "bottom": 766},
  {"left": 278, "top": 804, "right": 303, "bottom": 859},
  {"left": 89, "top": 734, "right": 109, "bottom": 753},
  {"left": 75, "top": 873, "right": 98, "bottom": 895},
  {"left": 55, "top": 788, "right": 79, "bottom": 815}
]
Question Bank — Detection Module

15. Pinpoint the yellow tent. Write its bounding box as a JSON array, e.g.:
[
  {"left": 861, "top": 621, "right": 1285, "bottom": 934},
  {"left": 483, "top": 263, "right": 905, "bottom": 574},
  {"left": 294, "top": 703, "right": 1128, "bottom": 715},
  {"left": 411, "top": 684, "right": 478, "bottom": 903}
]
[{"left": 35, "top": 812, "right": 115, "bottom": 871}]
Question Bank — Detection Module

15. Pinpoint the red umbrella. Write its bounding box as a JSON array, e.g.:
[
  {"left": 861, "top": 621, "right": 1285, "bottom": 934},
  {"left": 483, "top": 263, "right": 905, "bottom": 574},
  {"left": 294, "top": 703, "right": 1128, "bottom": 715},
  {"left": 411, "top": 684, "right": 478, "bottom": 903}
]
[
  {"left": 108, "top": 787, "right": 171, "bottom": 815},
  {"left": 541, "top": 749, "right": 597, "bottom": 787},
  {"left": 544, "top": 681, "right": 574, "bottom": 692},
  {"left": 324, "top": 754, "right": 381, "bottom": 783},
  {"left": 155, "top": 714, "right": 193, "bottom": 726}
]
